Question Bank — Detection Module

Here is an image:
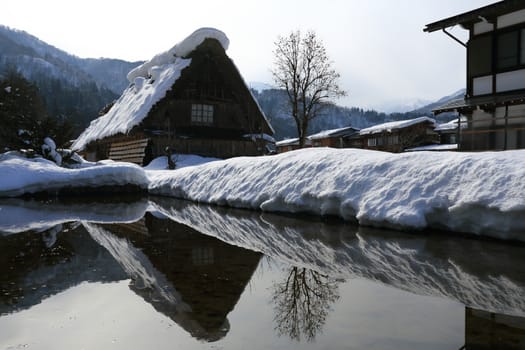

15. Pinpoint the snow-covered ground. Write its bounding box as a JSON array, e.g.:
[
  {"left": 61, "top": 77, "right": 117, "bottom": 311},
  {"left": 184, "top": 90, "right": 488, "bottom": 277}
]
[
  {"left": 1, "top": 148, "right": 524, "bottom": 240},
  {"left": 0, "top": 152, "right": 148, "bottom": 197},
  {"left": 149, "top": 148, "right": 525, "bottom": 240}
]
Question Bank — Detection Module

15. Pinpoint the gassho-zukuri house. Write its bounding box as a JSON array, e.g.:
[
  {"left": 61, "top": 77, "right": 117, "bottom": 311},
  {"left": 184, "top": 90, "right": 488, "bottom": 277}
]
[
  {"left": 425, "top": 0, "right": 525, "bottom": 151},
  {"left": 72, "top": 28, "right": 275, "bottom": 165}
]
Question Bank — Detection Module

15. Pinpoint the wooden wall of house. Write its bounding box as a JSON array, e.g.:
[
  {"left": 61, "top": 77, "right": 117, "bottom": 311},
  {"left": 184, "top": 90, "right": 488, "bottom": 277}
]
[
  {"left": 101, "top": 214, "right": 262, "bottom": 341},
  {"left": 311, "top": 137, "right": 345, "bottom": 148},
  {"left": 360, "top": 123, "right": 438, "bottom": 153},
  {"left": 150, "top": 136, "right": 262, "bottom": 159},
  {"left": 143, "top": 39, "right": 272, "bottom": 139}
]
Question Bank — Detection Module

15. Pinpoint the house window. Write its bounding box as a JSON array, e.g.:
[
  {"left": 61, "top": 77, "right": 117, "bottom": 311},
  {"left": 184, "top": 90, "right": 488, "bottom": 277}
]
[
  {"left": 191, "top": 104, "right": 214, "bottom": 124},
  {"left": 367, "top": 138, "right": 377, "bottom": 147},
  {"left": 497, "top": 30, "right": 519, "bottom": 70},
  {"left": 191, "top": 247, "right": 214, "bottom": 266},
  {"left": 468, "top": 35, "right": 492, "bottom": 77},
  {"left": 387, "top": 135, "right": 399, "bottom": 145},
  {"left": 521, "top": 29, "right": 525, "bottom": 65}
]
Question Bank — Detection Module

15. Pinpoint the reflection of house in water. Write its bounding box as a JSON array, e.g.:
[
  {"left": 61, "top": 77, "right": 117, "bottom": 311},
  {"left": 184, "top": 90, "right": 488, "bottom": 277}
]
[
  {"left": 464, "top": 307, "right": 525, "bottom": 349},
  {"left": 92, "top": 213, "right": 262, "bottom": 342},
  {"left": 0, "top": 224, "right": 127, "bottom": 315}
]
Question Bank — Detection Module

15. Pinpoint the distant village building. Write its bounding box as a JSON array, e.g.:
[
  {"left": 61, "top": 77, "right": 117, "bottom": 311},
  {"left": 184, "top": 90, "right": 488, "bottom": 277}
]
[
  {"left": 307, "top": 126, "right": 360, "bottom": 148},
  {"left": 275, "top": 118, "right": 443, "bottom": 154},
  {"left": 434, "top": 117, "right": 465, "bottom": 145},
  {"left": 358, "top": 117, "right": 438, "bottom": 153},
  {"left": 275, "top": 138, "right": 312, "bottom": 153},
  {"left": 425, "top": 0, "right": 525, "bottom": 151},
  {"left": 72, "top": 28, "right": 274, "bottom": 165}
]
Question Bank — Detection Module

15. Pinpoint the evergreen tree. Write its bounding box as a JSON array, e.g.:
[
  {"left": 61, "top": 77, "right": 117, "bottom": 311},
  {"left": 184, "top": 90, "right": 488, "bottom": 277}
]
[{"left": 0, "top": 70, "right": 74, "bottom": 151}]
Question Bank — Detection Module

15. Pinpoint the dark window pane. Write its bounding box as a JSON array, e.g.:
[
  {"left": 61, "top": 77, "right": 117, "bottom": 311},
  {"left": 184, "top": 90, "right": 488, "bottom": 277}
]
[
  {"left": 497, "top": 31, "right": 518, "bottom": 69},
  {"left": 468, "top": 35, "right": 492, "bottom": 77},
  {"left": 521, "top": 29, "right": 525, "bottom": 65}
]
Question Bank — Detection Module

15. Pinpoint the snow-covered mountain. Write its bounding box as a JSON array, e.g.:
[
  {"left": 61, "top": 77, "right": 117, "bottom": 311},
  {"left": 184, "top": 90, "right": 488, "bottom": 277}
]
[
  {"left": 0, "top": 25, "right": 142, "bottom": 94},
  {"left": 248, "top": 81, "right": 275, "bottom": 93},
  {"left": 0, "top": 25, "right": 145, "bottom": 131},
  {"left": 0, "top": 24, "right": 465, "bottom": 140},
  {"left": 252, "top": 87, "right": 465, "bottom": 140},
  {"left": 376, "top": 98, "right": 434, "bottom": 114}
]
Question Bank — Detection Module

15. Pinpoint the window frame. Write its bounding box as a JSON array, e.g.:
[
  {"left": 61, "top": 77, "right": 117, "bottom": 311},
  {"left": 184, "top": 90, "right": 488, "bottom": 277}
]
[
  {"left": 191, "top": 103, "right": 214, "bottom": 125},
  {"left": 495, "top": 25, "right": 525, "bottom": 74}
]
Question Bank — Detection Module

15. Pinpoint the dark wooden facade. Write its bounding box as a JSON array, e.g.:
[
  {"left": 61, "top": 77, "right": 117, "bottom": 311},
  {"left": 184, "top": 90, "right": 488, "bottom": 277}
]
[
  {"left": 308, "top": 127, "right": 360, "bottom": 148},
  {"left": 425, "top": 1, "right": 525, "bottom": 151},
  {"left": 358, "top": 120, "right": 439, "bottom": 153},
  {"left": 101, "top": 214, "right": 262, "bottom": 342},
  {"left": 83, "top": 38, "right": 274, "bottom": 164}
]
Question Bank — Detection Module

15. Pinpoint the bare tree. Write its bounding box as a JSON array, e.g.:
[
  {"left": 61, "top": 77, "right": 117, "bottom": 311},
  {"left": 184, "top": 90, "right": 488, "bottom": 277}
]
[
  {"left": 272, "top": 30, "right": 346, "bottom": 148},
  {"left": 271, "top": 267, "right": 341, "bottom": 342}
]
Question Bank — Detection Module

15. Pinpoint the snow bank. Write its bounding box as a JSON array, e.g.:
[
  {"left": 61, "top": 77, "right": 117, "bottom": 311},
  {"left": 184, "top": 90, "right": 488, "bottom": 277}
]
[
  {"left": 144, "top": 154, "right": 220, "bottom": 170},
  {"left": 127, "top": 27, "right": 229, "bottom": 83},
  {"left": 71, "top": 58, "right": 191, "bottom": 151},
  {"left": 0, "top": 155, "right": 148, "bottom": 197},
  {"left": 149, "top": 148, "right": 525, "bottom": 239}
]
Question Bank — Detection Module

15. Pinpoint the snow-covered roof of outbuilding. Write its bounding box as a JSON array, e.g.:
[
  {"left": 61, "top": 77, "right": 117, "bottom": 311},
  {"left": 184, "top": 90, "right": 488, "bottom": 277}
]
[
  {"left": 434, "top": 116, "right": 467, "bottom": 132},
  {"left": 359, "top": 117, "right": 436, "bottom": 136},
  {"left": 72, "top": 28, "right": 266, "bottom": 151},
  {"left": 275, "top": 138, "right": 313, "bottom": 147},
  {"left": 308, "top": 126, "right": 359, "bottom": 140}
]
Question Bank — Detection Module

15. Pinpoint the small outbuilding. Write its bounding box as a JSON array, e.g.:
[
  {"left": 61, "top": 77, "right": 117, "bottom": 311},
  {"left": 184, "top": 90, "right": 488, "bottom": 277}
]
[
  {"left": 307, "top": 126, "right": 360, "bottom": 148},
  {"left": 72, "top": 28, "right": 274, "bottom": 165},
  {"left": 358, "top": 117, "right": 438, "bottom": 153}
]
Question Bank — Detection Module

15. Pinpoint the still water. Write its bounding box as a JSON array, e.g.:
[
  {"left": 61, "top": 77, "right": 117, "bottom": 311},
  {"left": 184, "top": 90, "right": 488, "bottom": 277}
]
[{"left": 1, "top": 196, "right": 524, "bottom": 349}]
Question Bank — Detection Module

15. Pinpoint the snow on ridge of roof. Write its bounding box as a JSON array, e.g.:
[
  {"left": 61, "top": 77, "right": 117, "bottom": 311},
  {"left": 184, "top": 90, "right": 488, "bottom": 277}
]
[
  {"left": 434, "top": 116, "right": 467, "bottom": 131},
  {"left": 275, "top": 138, "right": 313, "bottom": 147},
  {"left": 308, "top": 126, "right": 359, "bottom": 140},
  {"left": 359, "top": 116, "right": 436, "bottom": 136},
  {"left": 275, "top": 138, "right": 299, "bottom": 146},
  {"left": 127, "top": 27, "right": 229, "bottom": 83},
  {"left": 72, "top": 58, "right": 192, "bottom": 151}
]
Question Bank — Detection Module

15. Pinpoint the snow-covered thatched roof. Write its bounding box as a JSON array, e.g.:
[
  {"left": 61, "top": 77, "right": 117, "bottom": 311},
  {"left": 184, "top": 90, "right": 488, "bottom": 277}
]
[{"left": 72, "top": 28, "right": 269, "bottom": 151}]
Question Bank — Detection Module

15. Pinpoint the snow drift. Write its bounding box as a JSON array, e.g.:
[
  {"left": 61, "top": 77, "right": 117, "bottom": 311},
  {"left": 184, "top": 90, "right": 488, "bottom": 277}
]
[
  {"left": 1, "top": 148, "right": 524, "bottom": 239},
  {"left": 0, "top": 155, "right": 148, "bottom": 197},
  {"left": 149, "top": 148, "right": 525, "bottom": 239}
]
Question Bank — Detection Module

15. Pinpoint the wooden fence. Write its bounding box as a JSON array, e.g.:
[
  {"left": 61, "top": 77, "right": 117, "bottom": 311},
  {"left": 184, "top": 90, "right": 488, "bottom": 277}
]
[{"left": 108, "top": 138, "right": 149, "bottom": 165}]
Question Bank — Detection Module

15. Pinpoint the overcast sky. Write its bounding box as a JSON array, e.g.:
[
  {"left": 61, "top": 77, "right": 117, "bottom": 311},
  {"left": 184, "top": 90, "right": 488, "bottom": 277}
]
[{"left": 1, "top": 0, "right": 494, "bottom": 111}]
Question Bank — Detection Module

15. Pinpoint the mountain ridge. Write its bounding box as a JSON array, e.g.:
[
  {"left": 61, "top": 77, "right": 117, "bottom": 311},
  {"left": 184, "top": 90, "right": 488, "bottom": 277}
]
[{"left": 0, "top": 25, "right": 463, "bottom": 140}]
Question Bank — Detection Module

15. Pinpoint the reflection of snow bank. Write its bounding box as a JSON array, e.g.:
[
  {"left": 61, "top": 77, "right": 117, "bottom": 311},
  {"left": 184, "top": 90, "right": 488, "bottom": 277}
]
[
  {"left": 0, "top": 198, "right": 149, "bottom": 234},
  {"left": 0, "top": 155, "right": 148, "bottom": 197},
  {"left": 150, "top": 199, "right": 525, "bottom": 318},
  {"left": 149, "top": 148, "right": 525, "bottom": 239}
]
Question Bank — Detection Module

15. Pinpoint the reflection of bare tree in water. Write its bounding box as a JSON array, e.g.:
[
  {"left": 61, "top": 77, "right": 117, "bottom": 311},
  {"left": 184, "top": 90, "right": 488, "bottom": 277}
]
[{"left": 272, "top": 267, "right": 341, "bottom": 342}]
